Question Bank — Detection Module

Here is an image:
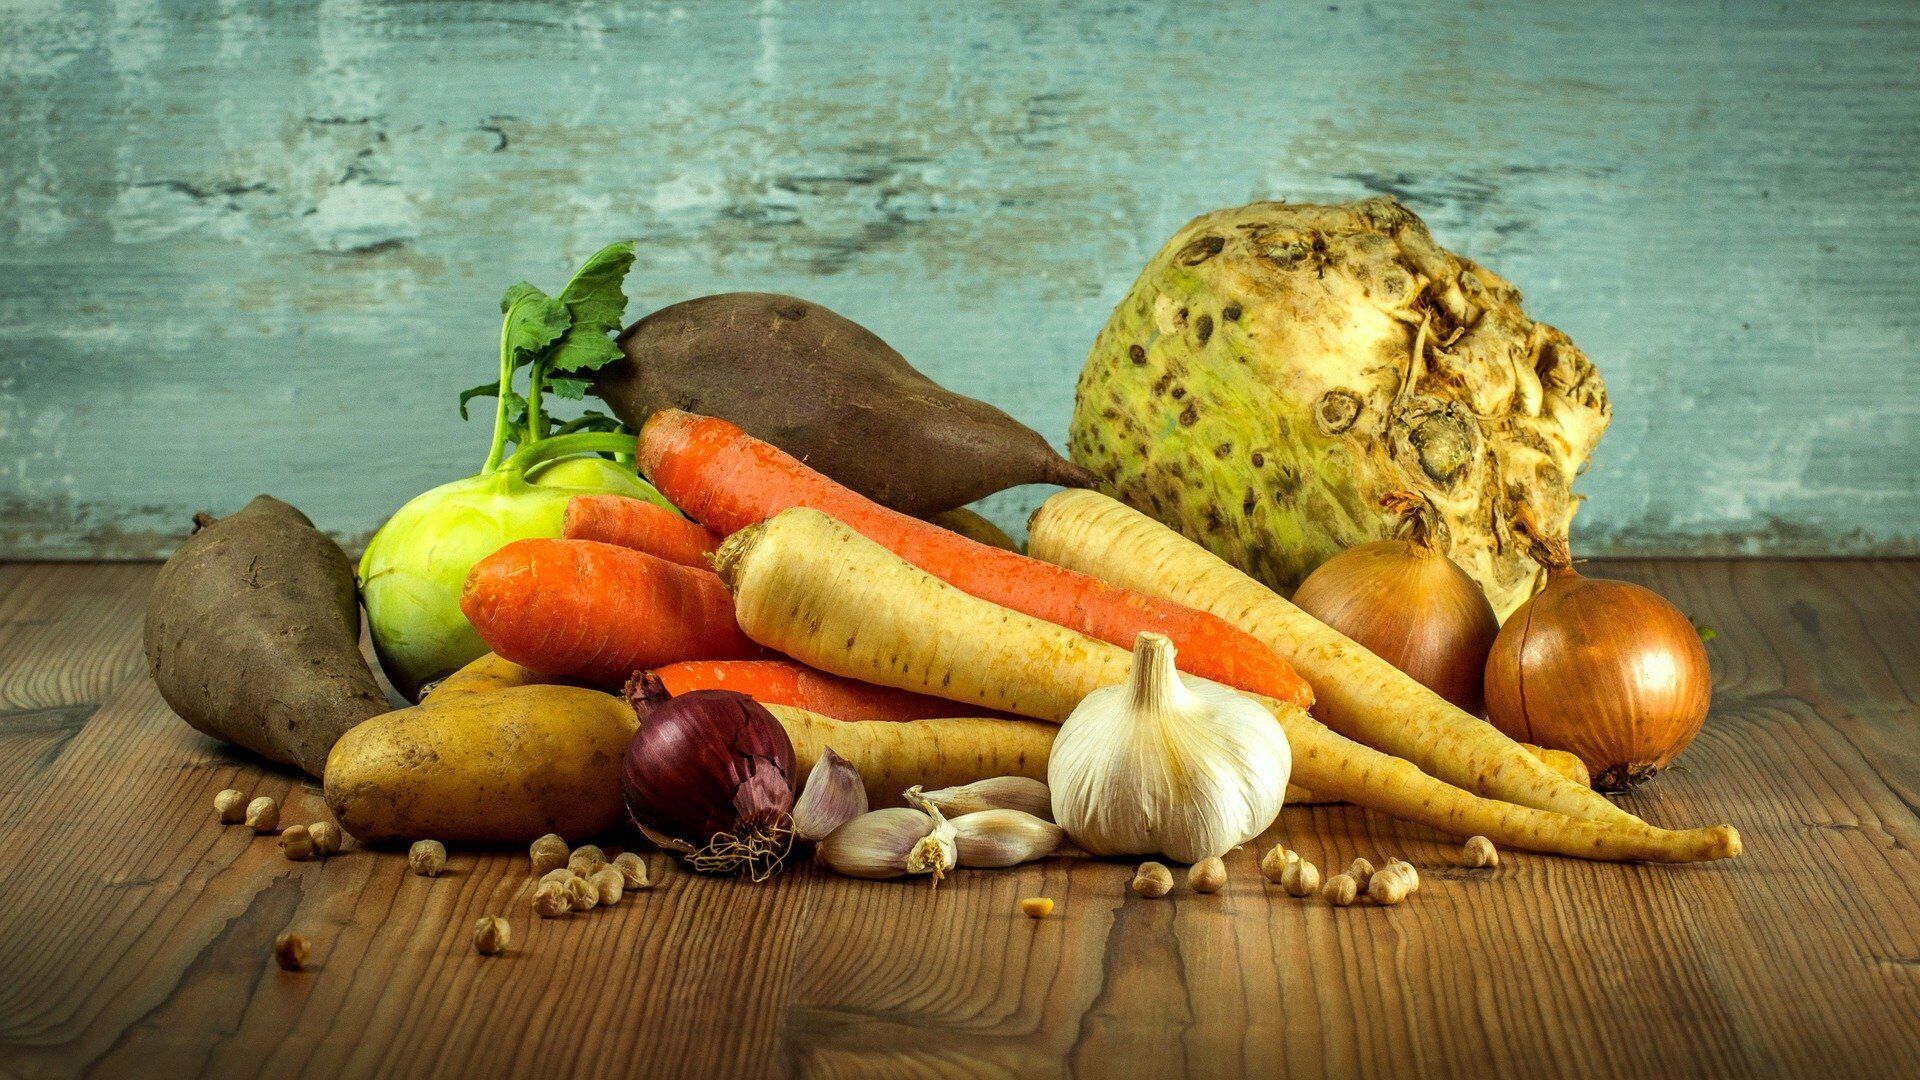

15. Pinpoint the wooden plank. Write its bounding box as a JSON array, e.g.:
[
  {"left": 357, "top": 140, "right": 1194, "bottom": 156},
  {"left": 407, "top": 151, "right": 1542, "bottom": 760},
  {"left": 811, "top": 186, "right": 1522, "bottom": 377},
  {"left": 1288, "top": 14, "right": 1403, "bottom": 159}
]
[
  {"left": 0, "top": 560, "right": 1916, "bottom": 1078},
  {"left": 2, "top": 3, "right": 1919, "bottom": 559}
]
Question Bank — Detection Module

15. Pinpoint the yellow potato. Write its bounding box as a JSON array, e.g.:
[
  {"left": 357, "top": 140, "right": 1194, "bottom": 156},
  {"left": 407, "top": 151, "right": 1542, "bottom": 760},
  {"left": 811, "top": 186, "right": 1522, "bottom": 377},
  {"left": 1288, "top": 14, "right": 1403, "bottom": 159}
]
[{"left": 324, "top": 679, "right": 636, "bottom": 844}]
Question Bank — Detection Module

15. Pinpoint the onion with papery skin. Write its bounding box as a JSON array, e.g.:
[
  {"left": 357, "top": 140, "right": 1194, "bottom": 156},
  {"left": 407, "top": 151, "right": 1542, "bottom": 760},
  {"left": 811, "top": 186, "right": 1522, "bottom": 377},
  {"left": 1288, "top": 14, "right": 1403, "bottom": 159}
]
[
  {"left": 1483, "top": 527, "right": 1712, "bottom": 793},
  {"left": 622, "top": 676, "right": 797, "bottom": 879},
  {"left": 1291, "top": 491, "right": 1498, "bottom": 716}
]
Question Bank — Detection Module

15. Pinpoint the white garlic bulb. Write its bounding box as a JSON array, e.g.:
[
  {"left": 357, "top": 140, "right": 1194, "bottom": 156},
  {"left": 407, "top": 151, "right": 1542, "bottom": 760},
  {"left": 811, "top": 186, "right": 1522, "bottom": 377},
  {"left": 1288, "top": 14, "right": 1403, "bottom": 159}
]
[{"left": 1048, "top": 632, "right": 1291, "bottom": 863}]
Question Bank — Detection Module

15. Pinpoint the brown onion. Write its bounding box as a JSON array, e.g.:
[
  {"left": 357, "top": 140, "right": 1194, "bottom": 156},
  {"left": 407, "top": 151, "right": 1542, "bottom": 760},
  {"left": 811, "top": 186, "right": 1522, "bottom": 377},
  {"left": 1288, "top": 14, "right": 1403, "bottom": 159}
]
[
  {"left": 1292, "top": 491, "right": 1498, "bottom": 715},
  {"left": 1483, "top": 529, "right": 1711, "bottom": 793},
  {"left": 622, "top": 674, "right": 797, "bottom": 879}
]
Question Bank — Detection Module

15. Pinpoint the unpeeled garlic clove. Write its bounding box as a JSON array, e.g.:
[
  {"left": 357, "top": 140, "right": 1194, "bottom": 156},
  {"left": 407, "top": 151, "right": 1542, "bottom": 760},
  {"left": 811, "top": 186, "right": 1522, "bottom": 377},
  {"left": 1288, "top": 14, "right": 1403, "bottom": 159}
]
[
  {"left": 901, "top": 788, "right": 958, "bottom": 884},
  {"left": 951, "top": 809, "right": 1063, "bottom": 868},
  {"left": 816, "top": 807, "right": 936, "bottom": 880},
  {"left": 916, "top": 776, "right": 1053, "bottom": 821},
  {"left": 792, "top": 747, "right": 869, "bottom": 842}
]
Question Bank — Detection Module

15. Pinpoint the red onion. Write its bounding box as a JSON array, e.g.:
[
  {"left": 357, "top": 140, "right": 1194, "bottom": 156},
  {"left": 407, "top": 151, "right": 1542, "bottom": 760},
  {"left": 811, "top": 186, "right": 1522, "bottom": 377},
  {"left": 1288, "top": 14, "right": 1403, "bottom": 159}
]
[{"left": 623, "top": 674, "right": 797, "bottom": 879}]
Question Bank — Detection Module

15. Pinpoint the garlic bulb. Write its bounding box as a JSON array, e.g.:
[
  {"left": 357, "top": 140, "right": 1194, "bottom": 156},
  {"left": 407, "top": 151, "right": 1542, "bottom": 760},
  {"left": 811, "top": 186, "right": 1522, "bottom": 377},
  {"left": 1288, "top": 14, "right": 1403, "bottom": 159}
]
[{"left": 1049, "top": 632, "right": 1291, "bottom": 863}]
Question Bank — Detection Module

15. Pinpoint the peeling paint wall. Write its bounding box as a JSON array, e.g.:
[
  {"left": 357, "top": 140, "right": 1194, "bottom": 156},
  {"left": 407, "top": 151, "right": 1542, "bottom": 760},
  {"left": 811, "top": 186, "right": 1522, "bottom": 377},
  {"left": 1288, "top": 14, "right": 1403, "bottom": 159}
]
[{"left": 1, "top": 0, "right": 1915, "bottom": 558}]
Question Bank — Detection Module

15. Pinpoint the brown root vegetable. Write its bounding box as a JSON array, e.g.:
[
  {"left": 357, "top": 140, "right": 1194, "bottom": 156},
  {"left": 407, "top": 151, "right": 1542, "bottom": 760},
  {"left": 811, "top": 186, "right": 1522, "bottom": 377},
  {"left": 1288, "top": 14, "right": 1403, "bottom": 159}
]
[
  {"left": 144, "top": 495, "right": 388, "bottom": 777},
  {"left": 595, "top": 292, "right": 1093, "bottom": 515}
]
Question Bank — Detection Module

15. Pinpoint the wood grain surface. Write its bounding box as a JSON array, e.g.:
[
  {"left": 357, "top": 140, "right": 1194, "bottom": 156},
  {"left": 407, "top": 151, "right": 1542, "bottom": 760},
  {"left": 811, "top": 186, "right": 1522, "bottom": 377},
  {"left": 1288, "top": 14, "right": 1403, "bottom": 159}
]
[
  {"left": 0, "top": 560, "right": 1917, "bottom": 1078},
  {"left": 3, "top": 1, "right": 1919, "bottom": 559}
]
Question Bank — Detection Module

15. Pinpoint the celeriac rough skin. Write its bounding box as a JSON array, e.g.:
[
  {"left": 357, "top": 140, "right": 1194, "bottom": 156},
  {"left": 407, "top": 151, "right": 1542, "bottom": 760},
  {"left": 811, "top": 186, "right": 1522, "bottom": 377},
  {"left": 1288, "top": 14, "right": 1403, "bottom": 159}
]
[
  {"left": 718, "top": 508, "right": 1739, "bottom": 863},
  {"left": 1069, "top": 197, "right": 1610, "bottom": 619},
  {"left": 1029, "top": 489, "right": 1638, "bottom": 828}
]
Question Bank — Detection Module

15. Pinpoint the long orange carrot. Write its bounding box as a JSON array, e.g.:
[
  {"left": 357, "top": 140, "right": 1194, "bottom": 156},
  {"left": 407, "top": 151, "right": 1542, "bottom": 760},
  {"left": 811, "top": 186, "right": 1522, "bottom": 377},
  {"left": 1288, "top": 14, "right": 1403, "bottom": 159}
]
[
  {"left": 461, "top": 538, "right": 761, "bottom": 686},
  {"left": 639, "top": 410, "right": 1313, "bottom": 709},
  {"left": 564, "top": 494, "right": 721, "bottom": 570},
  {"left": 649, "top": 659, "right": 999, "bottom": 721}
]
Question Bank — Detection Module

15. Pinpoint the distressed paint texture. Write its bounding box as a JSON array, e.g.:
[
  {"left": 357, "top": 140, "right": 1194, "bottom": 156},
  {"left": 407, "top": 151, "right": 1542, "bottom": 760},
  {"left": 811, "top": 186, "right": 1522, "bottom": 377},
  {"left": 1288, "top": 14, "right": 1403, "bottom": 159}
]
[{"left": 0, "top": 0, "right": 1915, "bottom": 559}]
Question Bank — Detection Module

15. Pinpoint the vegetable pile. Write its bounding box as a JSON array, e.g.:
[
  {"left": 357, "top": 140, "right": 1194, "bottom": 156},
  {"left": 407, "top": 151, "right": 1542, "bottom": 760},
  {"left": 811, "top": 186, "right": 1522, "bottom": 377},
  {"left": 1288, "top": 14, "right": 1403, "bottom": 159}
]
[{"left": 143, "top": 217, "right": 1742, "bottom": 959}]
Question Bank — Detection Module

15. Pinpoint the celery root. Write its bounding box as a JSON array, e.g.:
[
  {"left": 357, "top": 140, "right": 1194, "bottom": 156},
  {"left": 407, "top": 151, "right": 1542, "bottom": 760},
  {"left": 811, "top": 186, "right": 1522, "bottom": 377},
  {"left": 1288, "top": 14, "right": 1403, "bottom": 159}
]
[
  {"left": 1029, "top": 489, "right": 1641, "bottom": 828},
  {"left": 717, "top": 509, "right": 1740, "bottom": 863}
]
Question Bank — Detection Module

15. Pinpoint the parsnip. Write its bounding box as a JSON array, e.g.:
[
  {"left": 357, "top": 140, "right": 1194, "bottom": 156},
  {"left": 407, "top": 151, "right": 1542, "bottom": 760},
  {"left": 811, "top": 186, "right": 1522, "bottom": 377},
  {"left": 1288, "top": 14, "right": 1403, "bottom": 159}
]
[
  {"left": 717, "top": 509, "right": 1740, "bottom": 863},
  {"left": 1029, "top": 489, "right": 1639, "bottom": 827}
]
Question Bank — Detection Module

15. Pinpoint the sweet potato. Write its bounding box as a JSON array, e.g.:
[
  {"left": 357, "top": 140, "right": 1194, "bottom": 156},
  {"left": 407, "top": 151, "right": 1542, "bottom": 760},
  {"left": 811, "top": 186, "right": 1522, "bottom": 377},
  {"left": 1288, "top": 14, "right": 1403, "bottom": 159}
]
[
  {"left": 143, "top": 495, "right": 388, "bottom": 777},
  {"left": 595, "top": 292, "right": 1093, "bottom": 514}
]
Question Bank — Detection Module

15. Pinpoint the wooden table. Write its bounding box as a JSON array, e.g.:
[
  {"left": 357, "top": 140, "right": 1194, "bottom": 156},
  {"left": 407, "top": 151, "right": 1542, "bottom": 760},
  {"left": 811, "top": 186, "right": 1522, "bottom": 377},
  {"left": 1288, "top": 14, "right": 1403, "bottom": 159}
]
[{"left": 1, "top": 560, "right": 1916, "bottom": 1078}]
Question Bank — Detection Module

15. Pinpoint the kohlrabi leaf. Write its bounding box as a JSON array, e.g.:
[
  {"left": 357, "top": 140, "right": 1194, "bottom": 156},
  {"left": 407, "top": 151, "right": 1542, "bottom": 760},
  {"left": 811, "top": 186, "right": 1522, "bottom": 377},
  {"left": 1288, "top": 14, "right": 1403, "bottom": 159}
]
[
  {"left": 547, "top": 240, "right": 635, "bottom": 373},
  {"left": 546, "top": 376, "right": 590, "bottom": 400},
  {"left": 552, "top": 409, "right": 626, "bottom": 435},
  {"left": 500, "top": 283, "right": 571, "bottom": 371}
]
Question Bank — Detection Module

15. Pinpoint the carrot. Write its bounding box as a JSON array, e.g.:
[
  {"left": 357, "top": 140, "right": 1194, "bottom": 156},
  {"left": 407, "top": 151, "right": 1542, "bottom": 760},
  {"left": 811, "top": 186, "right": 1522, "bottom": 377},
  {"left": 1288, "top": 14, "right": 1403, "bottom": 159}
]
[
  {"left": 1028, "top": 490, "right": 1643, "bottom": 828},
  {"left": 649, "top": 659, "right": 995, "bottom": 722},
  {"left": 715, "top": 508, "right": 1741, "bottom": 863},
  {"left": 768, "top": 705, "right": 1055, "bottom": 809},
  {"left": 564, "top": 494, "right": 721, "bottom": 570},
  {"left": 461, "top": 538, "right": 760, "bottom": 687},
  {"left": 640, "top": 409, "right": 1312, "bottom": 709}
]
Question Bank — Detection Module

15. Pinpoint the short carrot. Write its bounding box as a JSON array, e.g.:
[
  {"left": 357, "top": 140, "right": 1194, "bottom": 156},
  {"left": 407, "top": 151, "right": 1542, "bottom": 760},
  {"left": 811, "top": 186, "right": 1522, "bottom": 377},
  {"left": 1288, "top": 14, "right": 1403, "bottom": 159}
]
[
  {"left": 461, "top": 538, "right": 760, "bottom": 686},
  {"left": 564, "top": 494, "right": 721, "bottom": 570},
  {"left": 715, "top": 508, "right": 1742, "bottom": 863},
  {"left": 639, "top": 409, "right": 1313, "bottom": 709},
  {"left": 649, "top": 659, "right": 996, "bottom": 722}
]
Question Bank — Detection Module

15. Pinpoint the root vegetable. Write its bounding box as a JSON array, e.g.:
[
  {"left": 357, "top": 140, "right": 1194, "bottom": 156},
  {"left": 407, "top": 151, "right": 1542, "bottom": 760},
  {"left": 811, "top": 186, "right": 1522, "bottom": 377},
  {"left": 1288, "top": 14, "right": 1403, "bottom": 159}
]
[
  {"left": 144, "top": 495, "right": 389, "bottom": 777},
  {"left": 648, "top": 659, "right": 986, "bottom": 722},
  {"left": 642, "top": 409, "right": 1311, "bottom": 708},
  {"left": 564, "top": 494, "right": 720, "bottom": 569},
  {"left": 765, "top": 705, "right": 1056, "bottom": 811},
  {"left": 460, "top": 538, "right": 761, "bottom": 686},
  {"left": 1028, "top": 489, "right": 1641, "bottom": 828},
  {"left": 717, "top": 508, "right": 1741, "bottom": 863},
  {"left": 323, "top": 654, "right": 638, "bottom": 843},
  {"left": 597, "top": 292, "right": 1093, "bottom": 515}
]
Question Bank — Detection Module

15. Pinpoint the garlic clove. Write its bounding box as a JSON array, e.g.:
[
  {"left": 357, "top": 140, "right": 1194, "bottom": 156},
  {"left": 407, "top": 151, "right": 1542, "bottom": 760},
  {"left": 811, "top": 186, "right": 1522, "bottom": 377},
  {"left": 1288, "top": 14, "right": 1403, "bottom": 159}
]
[
  {"left": 902, "top": 788, "right": 959, "bottom": 885},
  {"left": 951, "top": 809, "right": 1064, "bottom": 868},
  {"left": 815, "top": 807, "right": 934, "bottom": 879},
  {"left": 792, "top": 747, "right": 869, "bottom": 842},
  {"left": 917, "top": 776, "right": 1053, "bottom": 820}
]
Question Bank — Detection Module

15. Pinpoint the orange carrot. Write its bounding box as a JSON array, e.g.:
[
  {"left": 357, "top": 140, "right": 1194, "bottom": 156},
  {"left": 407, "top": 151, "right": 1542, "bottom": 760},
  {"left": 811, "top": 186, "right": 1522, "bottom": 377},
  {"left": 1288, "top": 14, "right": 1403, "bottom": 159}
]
[
  {"left": 563, "top": 495, "right": 721, "bottom": 570},
  {"left": 639, "top": 409, "right": 1314, "bottom": 709},
  {"left": 461, "top": 538, "right": 760, "bottom": 686},
  {"left": 649, "top": 659, "right": 999, "bottom": 721}
]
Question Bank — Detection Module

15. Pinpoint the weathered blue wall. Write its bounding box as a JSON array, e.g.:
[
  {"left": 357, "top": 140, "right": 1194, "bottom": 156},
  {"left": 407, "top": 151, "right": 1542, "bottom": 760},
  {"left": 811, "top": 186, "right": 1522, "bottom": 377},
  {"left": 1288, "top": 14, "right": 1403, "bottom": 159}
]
[{"left": 1, "top": 0, "right": 1915, "bottom": 558}]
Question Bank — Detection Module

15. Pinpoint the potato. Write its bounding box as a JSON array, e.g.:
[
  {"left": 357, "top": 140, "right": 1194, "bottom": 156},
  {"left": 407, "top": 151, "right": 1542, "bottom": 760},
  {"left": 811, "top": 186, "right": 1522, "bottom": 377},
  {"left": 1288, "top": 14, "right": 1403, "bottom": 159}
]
[{"left": 323, "top": 681, "right": 637, "bottom": 844}]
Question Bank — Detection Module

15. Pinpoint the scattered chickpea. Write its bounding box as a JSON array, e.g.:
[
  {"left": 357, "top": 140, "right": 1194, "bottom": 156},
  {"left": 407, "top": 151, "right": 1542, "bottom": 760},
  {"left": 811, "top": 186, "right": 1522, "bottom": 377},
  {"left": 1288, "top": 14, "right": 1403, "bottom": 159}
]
[
  {"left": 279, "top": 824, "right": 315, "bottom": 862},
  {"left": 1188, "top": 856, "right": 1227, "bottom": 894},
  {"left": 1281, "top": 859, "right": 1321, "bottom": 898},
  {"left": 1368, "top": 869, "right": 1412, "bottom": 906},
  {"left": 532, "top": 881, "right": 572, "bottom": 918},
  {"left": 473, "top": 916, "right": 511, "bottom": 956},
  {"left": 530, "top": 834, "right": 569, "bottom": 876},
  {"left": 1258, "top": 844, "right": 1297, "bottom": 884},
  {"left": 308, "top": 821, "right": 342, "bottom": 856},
  {"left": 245, "top": 796, "right": 279, "bottom": 833},
  {"left": 1346, "top": 857, "right": 1375, "bottom": 891},
  {"left": 214, "top": 789, "right": 248, "bottom": 824},
  {"left": 273, "top": 932, "right": 310, "bottom": 971},
  {"left": 539, "top": 868, "right": 576, "bottom": 888},
  {"left": 1019, "top": 897, "right": 1054, "bottom": 919},
  {"left": 1322, "top": 873, "right": 1359, "bottom": 907},
  {"left": 568, "top": 844, "right": 608, "bottom": 878},
  {"left": 408, "top": 839, "right": 447, "bottom": 877},
  {"left": 1130, "top": 861, "right": 1175, "bottom": 898},
  {"left": 612, "top": 852, "right": 651, "bottom": 890},
  {"left": 1384, "top": 858, "right": 1421, "bottom": 892},
  {"left": 589, "top": 866, "right": 625, "bottom": 906},
  {"left": 1463, "top": 836, "right": 1498, "bottom": 869},
  {"left": 564, "top": 872, "right": 599, "bottom": 911}
]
